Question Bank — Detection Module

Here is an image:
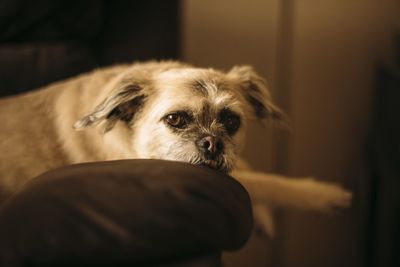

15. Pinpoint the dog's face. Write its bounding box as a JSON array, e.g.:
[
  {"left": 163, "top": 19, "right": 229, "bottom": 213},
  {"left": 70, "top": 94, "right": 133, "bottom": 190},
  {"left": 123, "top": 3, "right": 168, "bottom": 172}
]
[{"left": 74, "top": 62, "right": 281, "bottom": 173}]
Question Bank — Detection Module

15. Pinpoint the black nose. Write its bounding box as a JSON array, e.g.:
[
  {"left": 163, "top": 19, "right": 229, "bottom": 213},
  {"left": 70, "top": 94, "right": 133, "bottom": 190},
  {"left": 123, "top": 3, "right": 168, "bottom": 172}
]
[{"left": 198, "top": 136, "right": 223, "bottom": 157}]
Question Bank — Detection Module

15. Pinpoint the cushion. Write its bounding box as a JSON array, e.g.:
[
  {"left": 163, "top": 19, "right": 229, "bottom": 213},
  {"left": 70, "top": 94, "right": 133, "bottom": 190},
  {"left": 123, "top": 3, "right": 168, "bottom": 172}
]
[{"left": 0, "top": 159, "right": 253, "bottom": 266}]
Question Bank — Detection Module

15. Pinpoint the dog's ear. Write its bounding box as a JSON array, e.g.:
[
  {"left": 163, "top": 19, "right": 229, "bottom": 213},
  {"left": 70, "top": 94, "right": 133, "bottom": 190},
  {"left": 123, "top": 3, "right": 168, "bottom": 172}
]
[
  {"left": 74, "top": 80, "right": 147, "bottom": 133},
  {"left": 228, "top": 65, "right": 282, "bottom": 120}
]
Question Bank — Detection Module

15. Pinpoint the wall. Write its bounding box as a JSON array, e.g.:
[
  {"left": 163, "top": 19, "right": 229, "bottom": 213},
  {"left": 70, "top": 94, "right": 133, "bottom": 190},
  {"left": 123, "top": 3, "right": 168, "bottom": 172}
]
[{"left": 279, "top": 1, "right": 400, "bottom": 267}]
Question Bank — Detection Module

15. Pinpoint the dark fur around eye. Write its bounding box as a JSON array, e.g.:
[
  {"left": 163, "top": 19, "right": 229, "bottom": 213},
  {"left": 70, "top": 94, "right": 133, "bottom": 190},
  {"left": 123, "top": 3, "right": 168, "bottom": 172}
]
[
  {"left": 163, "top": 111, "right": 193, "bottom": 129},
  {"left": 219, "top": 109, "right": 241, "bottom": 135}
]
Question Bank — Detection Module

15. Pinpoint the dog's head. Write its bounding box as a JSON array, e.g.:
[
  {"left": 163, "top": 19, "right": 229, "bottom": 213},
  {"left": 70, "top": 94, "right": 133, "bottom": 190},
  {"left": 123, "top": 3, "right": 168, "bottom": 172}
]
[{"left": 74, "top": 61, "right": 281, "bottom": 173}]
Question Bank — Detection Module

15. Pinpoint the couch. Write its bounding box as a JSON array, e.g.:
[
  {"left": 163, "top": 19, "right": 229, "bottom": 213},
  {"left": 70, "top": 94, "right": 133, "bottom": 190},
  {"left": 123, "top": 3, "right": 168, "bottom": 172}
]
[{"left": 0, "top": 160, "right": 253, "bottom": 266}]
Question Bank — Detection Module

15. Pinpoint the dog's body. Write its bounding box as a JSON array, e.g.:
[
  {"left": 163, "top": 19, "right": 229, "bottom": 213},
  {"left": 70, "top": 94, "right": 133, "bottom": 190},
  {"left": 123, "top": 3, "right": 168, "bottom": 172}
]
[
  {"left": 0, "top": 61, "right": 351, "bottom": 235},
  {"left": 0, "top": 65, "right": 118, "bottom": 191}
]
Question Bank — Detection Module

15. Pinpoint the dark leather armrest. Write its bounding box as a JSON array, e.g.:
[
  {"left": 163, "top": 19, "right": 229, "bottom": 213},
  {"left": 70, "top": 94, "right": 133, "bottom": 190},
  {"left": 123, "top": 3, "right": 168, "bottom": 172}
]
[{"left": 0, "top": 160, "right": 252, "bottom": 266}]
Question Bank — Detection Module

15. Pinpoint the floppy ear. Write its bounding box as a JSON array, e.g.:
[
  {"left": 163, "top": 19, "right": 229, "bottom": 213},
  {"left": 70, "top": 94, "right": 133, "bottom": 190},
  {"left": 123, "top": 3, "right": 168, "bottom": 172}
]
[
  {"left": 228, "top": 66, "right": 282, "bottom": 120},
  {"left": 74, "top": 80, "right": 147, "bottom": 133}
]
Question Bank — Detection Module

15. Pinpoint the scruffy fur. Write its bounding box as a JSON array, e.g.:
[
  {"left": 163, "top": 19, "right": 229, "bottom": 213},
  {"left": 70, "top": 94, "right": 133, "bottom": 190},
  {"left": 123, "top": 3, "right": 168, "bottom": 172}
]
[{"left": 0, "top": 61, "right": 351, "bottom": 235}]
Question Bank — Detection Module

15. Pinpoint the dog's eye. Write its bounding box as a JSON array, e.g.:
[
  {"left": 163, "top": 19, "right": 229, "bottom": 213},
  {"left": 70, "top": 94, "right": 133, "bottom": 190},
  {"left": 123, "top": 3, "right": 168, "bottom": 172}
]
[
  {"left": 164, "top": 112, "right": 190, "bottom": 129},
  {"left": 219, "top": 109, "right": 241, "bottom": 135}
]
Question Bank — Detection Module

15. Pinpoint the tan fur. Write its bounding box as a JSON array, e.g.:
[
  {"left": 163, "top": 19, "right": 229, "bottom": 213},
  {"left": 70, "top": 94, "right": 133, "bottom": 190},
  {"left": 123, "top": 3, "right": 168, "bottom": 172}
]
[{"left": 0, "top": 61, "right": 351, "bottom": 236}]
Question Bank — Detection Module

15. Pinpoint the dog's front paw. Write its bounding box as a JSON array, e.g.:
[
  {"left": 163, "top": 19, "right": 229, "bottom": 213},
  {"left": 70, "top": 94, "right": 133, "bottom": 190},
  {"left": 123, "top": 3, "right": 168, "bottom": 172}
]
[{"left": 298, "top": 178, "right": 352, "bottom": 212}]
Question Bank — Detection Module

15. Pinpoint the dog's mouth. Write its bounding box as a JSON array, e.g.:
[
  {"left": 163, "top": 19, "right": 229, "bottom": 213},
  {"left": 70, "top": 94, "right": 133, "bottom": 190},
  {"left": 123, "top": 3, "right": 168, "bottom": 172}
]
[{"left": 200, "top": 159, "right": 227, "bottom": 173}]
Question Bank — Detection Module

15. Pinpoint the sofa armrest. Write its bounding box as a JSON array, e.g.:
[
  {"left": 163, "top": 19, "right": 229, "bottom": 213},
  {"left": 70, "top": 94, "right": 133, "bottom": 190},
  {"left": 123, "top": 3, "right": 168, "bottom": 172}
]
[{"left": 0, "top": 159, "right": 252, "bottom": 266}]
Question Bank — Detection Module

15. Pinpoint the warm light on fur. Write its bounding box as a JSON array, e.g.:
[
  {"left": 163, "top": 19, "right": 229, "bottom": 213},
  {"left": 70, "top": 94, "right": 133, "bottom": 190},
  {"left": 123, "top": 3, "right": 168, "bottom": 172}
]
[{"left": 0, "top": 61, "right": 351, "bottom": 236}]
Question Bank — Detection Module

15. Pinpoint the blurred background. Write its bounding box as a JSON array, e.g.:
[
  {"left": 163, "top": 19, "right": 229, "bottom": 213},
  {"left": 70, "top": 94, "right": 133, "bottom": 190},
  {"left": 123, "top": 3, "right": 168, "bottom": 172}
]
[{"left": 0, "top": 0, "right": 399, "bottom": 266}]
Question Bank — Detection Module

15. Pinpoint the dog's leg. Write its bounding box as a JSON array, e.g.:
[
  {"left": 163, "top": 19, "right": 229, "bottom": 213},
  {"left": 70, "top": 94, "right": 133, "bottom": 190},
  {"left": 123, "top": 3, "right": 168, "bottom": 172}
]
[
  {"left": 252, "top": 203, "right": 276, "bottom": 237},
  {"left": 231, "top": 170, "right": 352, "bottom": 237},
  {"left": 231, "top": 170, "right": 352, "bottom": 212}
]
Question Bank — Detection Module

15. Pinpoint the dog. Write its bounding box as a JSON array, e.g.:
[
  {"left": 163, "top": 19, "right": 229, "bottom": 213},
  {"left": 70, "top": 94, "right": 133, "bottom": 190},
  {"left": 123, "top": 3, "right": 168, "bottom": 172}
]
[{"left": 0, "top": 61, "right": 351, "bottom": 235}]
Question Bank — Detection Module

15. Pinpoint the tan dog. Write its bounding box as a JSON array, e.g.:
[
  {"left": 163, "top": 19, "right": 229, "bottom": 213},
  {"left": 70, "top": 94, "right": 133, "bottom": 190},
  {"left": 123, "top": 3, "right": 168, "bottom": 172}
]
[{"left": 0, "top": 61, "right": 351, "bottom": 235}]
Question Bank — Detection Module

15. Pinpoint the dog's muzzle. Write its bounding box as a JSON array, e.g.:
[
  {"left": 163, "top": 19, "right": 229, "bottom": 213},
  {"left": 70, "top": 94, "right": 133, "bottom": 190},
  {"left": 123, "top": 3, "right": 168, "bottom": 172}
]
[{"left": 197, "top": 135, "right": 227, "bottom": 172}]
